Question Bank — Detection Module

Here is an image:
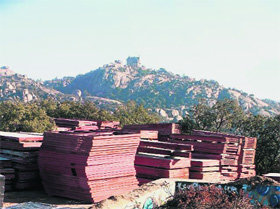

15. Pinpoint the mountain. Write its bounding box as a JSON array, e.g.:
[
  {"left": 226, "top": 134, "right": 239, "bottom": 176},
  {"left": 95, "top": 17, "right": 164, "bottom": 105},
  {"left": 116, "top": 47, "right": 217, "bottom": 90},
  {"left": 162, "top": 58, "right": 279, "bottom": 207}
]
[
  {"left": 0, "top": 66, "right": 66, "bottom": 102},
  {"left": 1, "top": 59, "right": 279, "bottom": 121},
  {"left": 44, "top": 57, "right": 280, "bottom": 120},
  {"left": 0, "top": 66, "right": 122, "bottom": 110}
]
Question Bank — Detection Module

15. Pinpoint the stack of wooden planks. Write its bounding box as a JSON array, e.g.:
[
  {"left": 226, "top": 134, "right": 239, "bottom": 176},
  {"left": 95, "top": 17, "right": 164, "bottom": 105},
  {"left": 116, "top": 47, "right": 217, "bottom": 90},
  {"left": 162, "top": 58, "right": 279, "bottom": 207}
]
[
  {"left": 119, "top": 130, "right": 159, "bottom": 140},
  {"left": 38, "top": 130, "right": 140, "bottom": 203},
  {"left": 96, "top": 121, "right": 120, "bottom": 130},
  {"left": 160, "top": 133, "right": 242, "bottom": 181},
  {"left": 135, "top": 140, "right": 193, "bottom": 184},
  {"left": 192, "top": 130, "right": 257, "bottom": 180},
  {"left": 55, "top": 118, "right": 121, "bottom": 131},
  {"left": 0, "top": 156, "right": 14, "bottom": 191},
  {"left": 189, "top": 159, "right": 221, "bottom": 181},
  {"left": 121, "top": 124, "right": 257, "bottom": 182},
  {"left": 123, "top": 123, "right": 181, "bottom": 136},
  {"left": 238, "top": 137, "right": 257, "bottom": 178},
  {"left": 0, "top": 175, "right": 4, "bottom": 208},
  {"left": 0, "top": 132, "right": 43, "bottom": 190},
  {"left": 54, "top": 118, "right": 99, "bottom": 131}
]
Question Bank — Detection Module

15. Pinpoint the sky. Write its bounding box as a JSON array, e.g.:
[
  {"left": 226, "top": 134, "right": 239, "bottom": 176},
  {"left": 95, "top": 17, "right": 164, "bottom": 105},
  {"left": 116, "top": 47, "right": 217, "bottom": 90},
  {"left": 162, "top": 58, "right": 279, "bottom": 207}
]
[{"left": 0, "top": 0, "right": 279, "bottom": 101}]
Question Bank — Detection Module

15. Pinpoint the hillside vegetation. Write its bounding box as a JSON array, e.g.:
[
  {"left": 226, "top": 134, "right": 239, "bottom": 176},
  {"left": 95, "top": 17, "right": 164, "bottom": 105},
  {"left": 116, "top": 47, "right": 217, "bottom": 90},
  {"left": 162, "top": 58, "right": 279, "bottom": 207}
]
[
  {"left": 44, "top": 58, "right": 280, "bottom": 120},
  {"left": 0, "top": 99, "right": 278, "bottom": 175},
  {"left": 1, "top": 58, "right": 280, "bottom": 121}
]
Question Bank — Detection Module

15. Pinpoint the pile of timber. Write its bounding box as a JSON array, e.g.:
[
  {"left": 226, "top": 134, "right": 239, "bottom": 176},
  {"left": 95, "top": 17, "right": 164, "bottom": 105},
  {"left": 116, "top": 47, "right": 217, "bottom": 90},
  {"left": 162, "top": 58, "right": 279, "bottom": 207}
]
[
  {"left": 0, "top": 132, "right": 43, "bottom": 190},
  {"left": 0, "top": 156, "right": 14, "bottom": 191},
  {"left": 121, "top": 124, "right": 257, "bottom": 182},
  {"left": 0, "top": 175, "right": 4, "bottom": 208},
  {"left": 135, "top": 140, "right": 193, "bottom": 184},
  {"left": 160, "top": 133, "right": 242, "bottom": 181},
  {"left": 238, "top": 137, "right": 257, "bottom": 178},
  {"left": 119, "top": 130, "right": 159, "bottom": 140},
  {"left": 54, "top": 118, "right": 120, "bottom": 131},
  {"left": 189, "top": 159, "right": 221, "bottom": 180},
  {"left": 123, "top": 123, "right": 181, "bottom": 136},
  {"left": 38, "top": 130, "right": 140, "bottom": 203},
  {"left": 96, "top": 121, "right": 120, "bottom": 130},
  {"left": 54, "top": 118, "right": 99, "bottom": 131},
  {"left": 192, "top": 130, "right": 257, "bottom": 179}
]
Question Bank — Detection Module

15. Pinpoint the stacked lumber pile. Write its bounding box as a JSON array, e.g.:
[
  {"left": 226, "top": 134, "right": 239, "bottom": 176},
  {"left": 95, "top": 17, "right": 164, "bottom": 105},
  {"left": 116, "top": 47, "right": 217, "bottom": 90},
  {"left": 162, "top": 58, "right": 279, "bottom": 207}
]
[
  {"left": 135, "top": 140, "right": 193, "bottom": 184},
  {"left": 119, "top": 130, "right": 158, "bottom": 140},
  {"left": 0, "top": 156, "right": 14, "bottom": 191},
  {"left": 123, "top": 123, "right": 181, "bottom": 136},
  {"left": 122, "top": 123, "right": 257, "bottom": 182},
  {"left": 0, "top": 175, "right": 4, "bottom": 208},
  {"left": 54, "top": 118, "right": 99, "bottom": 131},
  {"left": 38, "top": 131, "right": 140, "bottom": 203},
  {"left": 0, "top": 132, "right": 43, "bottom": 190},
  {"left": 238, "top": 137, "right": 257, "bottom": 178},
  {"left": 192, "top": 130, "right": 257, "bottom": 180},
  {"left": 189, "top": 159, "right": 220, "bottom": 180},
  {"left": 96, "top": 121, "right": 120, "bottom": 130},
  {"left": 161, "top": 133, "right": 242, "bottom": 181},
  {"left": 54, "top": 118, "right": 121, "bottom": 131}
]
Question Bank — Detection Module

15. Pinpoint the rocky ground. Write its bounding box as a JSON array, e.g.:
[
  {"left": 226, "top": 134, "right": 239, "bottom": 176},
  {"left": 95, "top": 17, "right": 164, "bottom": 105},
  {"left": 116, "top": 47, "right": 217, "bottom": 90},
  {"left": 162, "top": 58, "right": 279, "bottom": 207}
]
[{"left": 3, "top": 189, "right": 93, "bottom": 209}]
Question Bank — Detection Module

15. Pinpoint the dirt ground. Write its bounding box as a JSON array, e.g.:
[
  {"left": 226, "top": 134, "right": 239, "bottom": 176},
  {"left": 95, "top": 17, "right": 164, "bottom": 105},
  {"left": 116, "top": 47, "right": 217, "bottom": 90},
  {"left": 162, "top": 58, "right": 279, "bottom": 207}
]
[
  {"left": 3, "top": 176, "right": 280, "bottom": 208},
  {"left": 3, "top": 189, "right": 94, "bottom": 208}
]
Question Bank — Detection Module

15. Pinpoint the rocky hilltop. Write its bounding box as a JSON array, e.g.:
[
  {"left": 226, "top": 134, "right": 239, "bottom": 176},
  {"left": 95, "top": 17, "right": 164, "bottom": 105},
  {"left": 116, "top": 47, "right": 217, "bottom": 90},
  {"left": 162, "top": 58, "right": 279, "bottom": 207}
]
[
  {"left": 0, "top": 66, "right": 64, "bottom": 102},
  {"left": 1, "top": 59, "right": 279, "bottom": 121},
  {"left": 44, "top": 57, "right": 280, "bottom": 120},
  {"left": 0, "top": 66, "right": 15, "bottom": 76}
]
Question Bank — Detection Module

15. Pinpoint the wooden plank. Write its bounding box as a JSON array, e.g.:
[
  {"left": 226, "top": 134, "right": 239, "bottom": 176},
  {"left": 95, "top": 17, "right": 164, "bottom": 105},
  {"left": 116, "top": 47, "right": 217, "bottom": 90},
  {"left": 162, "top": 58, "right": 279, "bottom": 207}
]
[
  {"left": 191, "top": 159, "right": 220, "bottom": 167},
  {"left": 1, "top": 149, "right": 38, "bottom": 158},
  {"left": 160, "top": 138, "right": 241, "bottom": 155},
  {"left": 242, "top": 137, "right": 257, "bottom": 149},
  {"left": 0, "top": 131, "right": 43, "bottom": 142},
  {"left": 135, "top": 165, "right": 189, "bottom": 178},
  {"left": 189, "top": 171, "right": 220, "bottom": 180},
  {"left": 0, "top": 141, "right": 41, "bottom": 150},
  {"left": 190, "top": 166, "right": 220, "bottom": 172},
  {"left": 0, "top": 168, "right": 15, "bottom": 174},
  {"left": 168, "top": 134, "right": 241, "bottom": 144},
  {"left": 135, "top": 154, "right": 191, "bottom": 169},
  {"left": 123, "top": 123, "right": 181, "bottom": 135},
  {"left": 139, "top": 140, "right": 193, "bottom": 151},
  {"left": 220, "top": 159, "right": 238, "bottom": 166},
  {"left": 137, "top": 147, "right": 191, "bottom": 158}
]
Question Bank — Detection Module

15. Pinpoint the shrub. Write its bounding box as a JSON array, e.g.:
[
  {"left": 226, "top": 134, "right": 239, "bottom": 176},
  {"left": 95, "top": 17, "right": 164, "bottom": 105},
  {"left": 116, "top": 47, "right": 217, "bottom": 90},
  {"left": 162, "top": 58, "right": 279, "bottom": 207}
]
[{"left": 161, "top": 185, "right": 264, "bottom": 209}]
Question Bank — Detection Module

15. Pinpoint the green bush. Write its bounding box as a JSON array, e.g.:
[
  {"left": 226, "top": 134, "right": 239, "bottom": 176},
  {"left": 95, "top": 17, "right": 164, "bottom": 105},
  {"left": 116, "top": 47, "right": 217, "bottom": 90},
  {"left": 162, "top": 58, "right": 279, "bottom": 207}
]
[
  {"left": 161, "top": 185, "right": 263, "bottom": 209},
  {"left": 180, "top": 99, "right": 280, "bottom": 175},
  {"left": 0, "top": 101, "right": 54, "bottom": 132}
]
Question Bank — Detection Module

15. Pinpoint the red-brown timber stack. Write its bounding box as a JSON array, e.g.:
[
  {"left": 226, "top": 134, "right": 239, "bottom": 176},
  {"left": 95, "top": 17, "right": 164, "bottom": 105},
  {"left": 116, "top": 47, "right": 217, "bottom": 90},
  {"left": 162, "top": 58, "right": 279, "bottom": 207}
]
[
  {"left": 38, "top": 130, "right": 140, "bottom": 203},
  {"left": 54, "top": 118, "right": 121, "bottom": 132},
  {"left": 135, "top": 140, "right": 193, "bottom": 184},
  {"left": 160, "top": 132, "right": 243, "bottom": 181},
  {"left": 123, "top": 123, "right": 181, "bottom": 136},
  {"left": 192, "top": 130, "right": 257, "bottom": 180},
  {"left": 0, "top": 132, "right": 43, "bottom": 191}
]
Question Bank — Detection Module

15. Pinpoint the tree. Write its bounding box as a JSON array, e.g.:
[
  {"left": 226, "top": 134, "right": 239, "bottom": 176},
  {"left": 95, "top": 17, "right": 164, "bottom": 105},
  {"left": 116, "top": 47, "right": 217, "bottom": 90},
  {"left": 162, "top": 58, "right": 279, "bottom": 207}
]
[
  {"left": 114, "top": 101, "right": 160, "bottom": 126},
  {"left": 240, "top": 114, "right": 280, "bottom": 174},
  {"left": 180, "top": 99, "right": 245, "bottom": 133},
  {"left": 0, "top": 101, "right": 54, "bottom": 132},
  {"left": 180, "top": 99, "right": 280, "bottom": 174},
  {"left": 42, "top": 100, "right": 116, "bottom": 121},
  {"left": 212, "top": 100, "right": 245, "bottom": 132}
]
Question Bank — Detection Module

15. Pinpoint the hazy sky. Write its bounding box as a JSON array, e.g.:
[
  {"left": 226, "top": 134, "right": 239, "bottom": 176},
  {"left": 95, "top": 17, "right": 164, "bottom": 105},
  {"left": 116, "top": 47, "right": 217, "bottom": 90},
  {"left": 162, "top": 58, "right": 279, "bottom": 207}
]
[{"left": 0, "top": 0, "right": 279, "bottom": 101}]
